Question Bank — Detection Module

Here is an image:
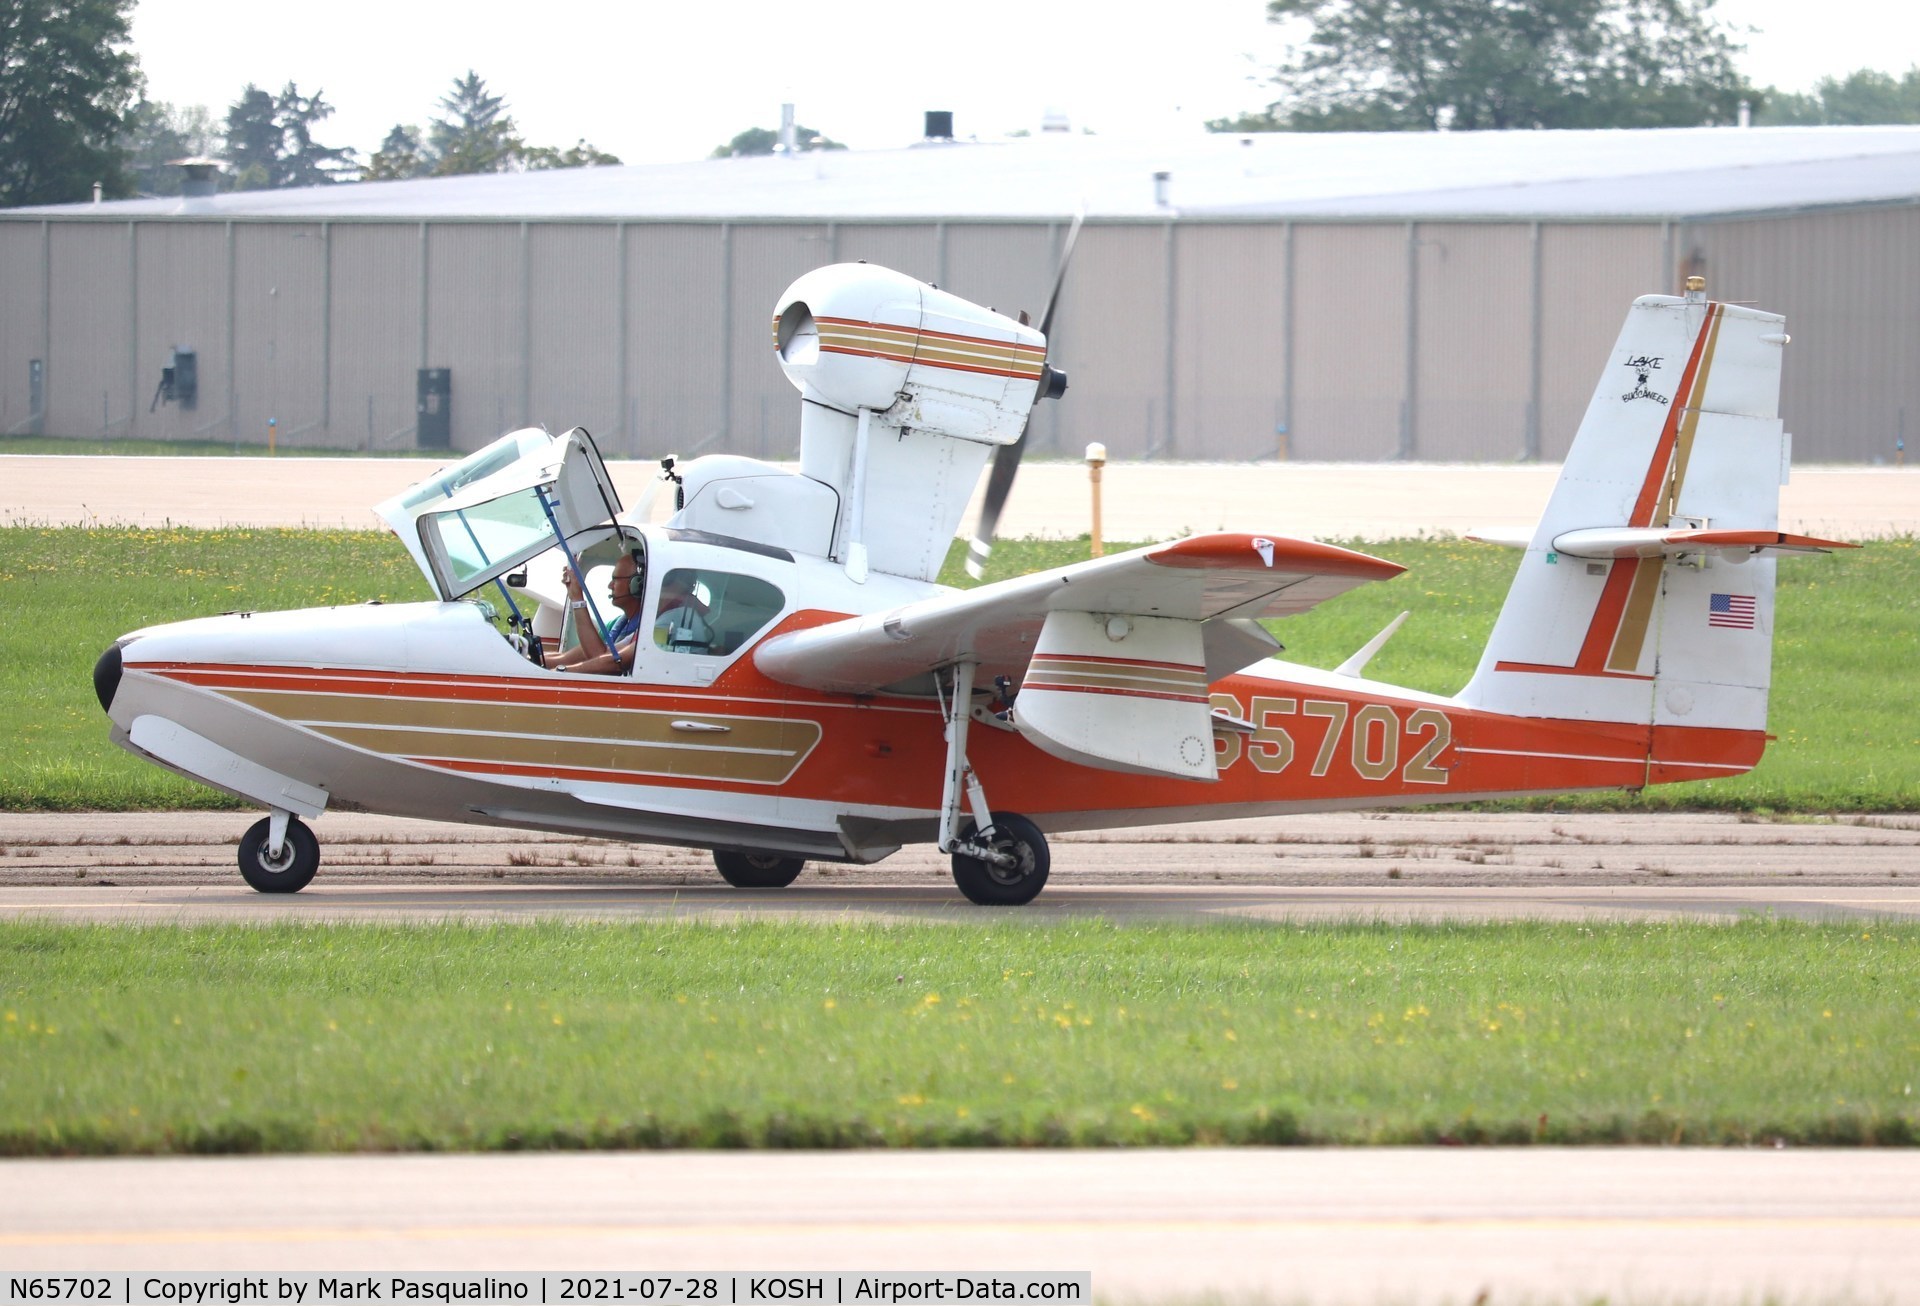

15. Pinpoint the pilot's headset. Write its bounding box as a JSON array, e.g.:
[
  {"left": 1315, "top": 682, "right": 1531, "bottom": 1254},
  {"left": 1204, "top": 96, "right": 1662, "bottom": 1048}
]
[{"left": 625, "top": 548, "right": 646, "bottom": 598}]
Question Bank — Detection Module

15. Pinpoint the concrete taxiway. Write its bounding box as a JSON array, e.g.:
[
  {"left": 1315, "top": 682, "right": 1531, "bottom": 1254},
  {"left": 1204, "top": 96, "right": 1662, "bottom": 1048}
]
[
  {"left": 5, "top": 1149, "right": 1920, "bottom": 1302},
  {"left": 3, "top": 810, "right": 1918, "bottom": 923},
  {"left": 6, "top": 455, "right": 1917, "bottom": 541}
]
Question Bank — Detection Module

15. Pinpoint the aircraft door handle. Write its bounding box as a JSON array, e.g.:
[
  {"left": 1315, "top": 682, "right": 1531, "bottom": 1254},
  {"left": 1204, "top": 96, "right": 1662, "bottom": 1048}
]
[{"left": 670, "top": 720, "right": 731, "bottom": 733}]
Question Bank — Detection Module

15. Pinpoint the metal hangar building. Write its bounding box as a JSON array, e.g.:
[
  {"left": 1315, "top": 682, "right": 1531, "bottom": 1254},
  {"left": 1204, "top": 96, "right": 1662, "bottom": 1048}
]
[{"left": 4, "top": 126, "right": 1918, "bottom": 462}]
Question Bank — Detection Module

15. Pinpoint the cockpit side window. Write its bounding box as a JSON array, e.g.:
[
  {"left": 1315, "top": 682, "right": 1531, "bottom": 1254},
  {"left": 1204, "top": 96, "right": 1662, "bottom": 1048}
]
[{"left": 655, "top": 568, "right": 785, "bottom": 657}]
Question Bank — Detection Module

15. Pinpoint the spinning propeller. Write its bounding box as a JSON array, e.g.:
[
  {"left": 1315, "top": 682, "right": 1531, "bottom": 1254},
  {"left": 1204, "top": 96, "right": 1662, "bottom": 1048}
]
[{"left": 964, "top": 212, "right": 1083, "bottom": 580}]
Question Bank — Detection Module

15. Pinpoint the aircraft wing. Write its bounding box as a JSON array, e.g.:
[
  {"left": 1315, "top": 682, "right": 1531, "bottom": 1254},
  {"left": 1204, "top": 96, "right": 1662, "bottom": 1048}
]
[{"left": 755, "top": 533, "right": 1404, "bottom": 696}]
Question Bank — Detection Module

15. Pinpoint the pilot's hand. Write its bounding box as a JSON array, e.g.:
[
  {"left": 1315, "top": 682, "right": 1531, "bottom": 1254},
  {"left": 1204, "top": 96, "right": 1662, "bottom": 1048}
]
[{"left": 561, "top": 567, "right": 581, "bottom": 598}]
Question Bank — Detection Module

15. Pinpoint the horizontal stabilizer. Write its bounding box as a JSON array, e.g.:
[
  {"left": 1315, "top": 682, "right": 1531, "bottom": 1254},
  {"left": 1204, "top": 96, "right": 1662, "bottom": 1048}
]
[
  {"left": 1465, "top": 525, "right": 1531, "bottom": 549},
  {"left": 1551, "top": 527, "right": 1859, "bottom": 559}
]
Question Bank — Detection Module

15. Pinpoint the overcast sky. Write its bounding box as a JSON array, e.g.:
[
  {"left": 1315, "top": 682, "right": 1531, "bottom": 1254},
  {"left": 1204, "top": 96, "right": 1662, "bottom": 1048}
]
[{"left": 130, "top": 0, "right": 1920, "bottom": 166}]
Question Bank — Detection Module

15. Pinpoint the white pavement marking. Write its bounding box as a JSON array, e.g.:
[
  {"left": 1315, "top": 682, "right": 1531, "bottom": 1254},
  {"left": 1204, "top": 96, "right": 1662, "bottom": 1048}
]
[
  {"left": 3, "top": 1150, "right": 1919, "bottom": 1301},
  {"left": 5, "top": 883, "right": 1920, "bottom": 925}
]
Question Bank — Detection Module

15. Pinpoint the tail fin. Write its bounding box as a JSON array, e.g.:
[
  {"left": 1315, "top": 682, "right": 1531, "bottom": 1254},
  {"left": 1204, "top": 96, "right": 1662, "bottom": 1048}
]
[{"left": 1458, "top": 286, "right": 1842, "bottom": 750}]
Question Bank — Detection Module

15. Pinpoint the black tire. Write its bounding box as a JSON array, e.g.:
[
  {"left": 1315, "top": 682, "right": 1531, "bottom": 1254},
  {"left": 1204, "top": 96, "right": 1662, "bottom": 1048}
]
[
  {"left": 950, "top": 811, "right": 1050, "bottom": 906},
  {"left": 237, "top": 816, "right": 320, "bottom": 893},
  {"left": 713, "top": 850, "right": 805, "bottom": 889}
]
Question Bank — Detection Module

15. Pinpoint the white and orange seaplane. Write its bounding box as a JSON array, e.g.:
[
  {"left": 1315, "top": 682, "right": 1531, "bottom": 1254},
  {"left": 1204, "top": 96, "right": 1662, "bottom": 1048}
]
[{"left": 93, "top": 261, "right": 1850, "bottom": 904}]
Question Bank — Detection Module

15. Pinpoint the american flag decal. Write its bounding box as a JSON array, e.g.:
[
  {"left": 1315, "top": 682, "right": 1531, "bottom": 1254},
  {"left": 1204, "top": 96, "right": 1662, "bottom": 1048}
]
[{"left": 1709, "top": 593, "right": 1757, "bottom": 629}]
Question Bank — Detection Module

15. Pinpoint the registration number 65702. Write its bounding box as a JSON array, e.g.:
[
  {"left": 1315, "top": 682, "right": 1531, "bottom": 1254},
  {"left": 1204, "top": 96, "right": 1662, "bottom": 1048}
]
[{"left": 1211, "top": 693, "right": 1452, "bottom": 785}]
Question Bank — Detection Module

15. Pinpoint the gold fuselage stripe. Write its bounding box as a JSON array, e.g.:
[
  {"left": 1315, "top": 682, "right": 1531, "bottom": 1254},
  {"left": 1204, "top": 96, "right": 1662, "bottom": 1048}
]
[{"left": 221, "top": 688, "right": 819, "bottom": 786}]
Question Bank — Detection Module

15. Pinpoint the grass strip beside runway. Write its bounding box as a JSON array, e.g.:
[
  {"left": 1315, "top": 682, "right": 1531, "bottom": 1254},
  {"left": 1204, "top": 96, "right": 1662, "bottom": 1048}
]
[
  {"left": 3, "top": 526, "right": 1913, "bottom": 812},
  {"left": 1, "top": 918, "right": 1915, "bottom": 1154}
]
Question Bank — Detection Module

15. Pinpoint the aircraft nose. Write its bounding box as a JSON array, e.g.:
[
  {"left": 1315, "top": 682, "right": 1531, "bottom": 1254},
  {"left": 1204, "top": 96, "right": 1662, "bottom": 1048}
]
[{"left": 93, "top": 643, "right": 123, "bottom": 713}]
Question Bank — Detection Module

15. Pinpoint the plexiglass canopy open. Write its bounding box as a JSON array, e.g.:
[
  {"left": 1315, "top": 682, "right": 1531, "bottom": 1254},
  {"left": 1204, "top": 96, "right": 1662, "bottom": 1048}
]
[{"left": 374, "top": 428, "right": 624, "bottom": 601}]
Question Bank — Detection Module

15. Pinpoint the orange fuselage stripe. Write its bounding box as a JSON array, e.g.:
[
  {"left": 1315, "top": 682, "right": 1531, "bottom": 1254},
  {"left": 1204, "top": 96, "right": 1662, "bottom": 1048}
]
[{"left": 135, "top": 652, "right": 1766, "bottom": 813}]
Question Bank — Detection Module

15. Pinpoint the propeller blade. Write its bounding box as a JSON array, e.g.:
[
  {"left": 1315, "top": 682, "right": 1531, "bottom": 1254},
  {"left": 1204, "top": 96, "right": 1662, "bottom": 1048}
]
[
  {"left": 965, "top": 212, "right": 1084, "bottom": 581},
  {"left": 966, "top": 431, "right": 1025, "bottom": 579},
  {"left": 1037, "top": 209, "right": 1083, "bottom": 339}
]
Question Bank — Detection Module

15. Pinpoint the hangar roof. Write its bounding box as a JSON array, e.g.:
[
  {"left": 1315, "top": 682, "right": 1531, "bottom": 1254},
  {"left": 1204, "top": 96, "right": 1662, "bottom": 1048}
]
[{"left": 14, "top": 125, "right": 1920, "bottom": 223}]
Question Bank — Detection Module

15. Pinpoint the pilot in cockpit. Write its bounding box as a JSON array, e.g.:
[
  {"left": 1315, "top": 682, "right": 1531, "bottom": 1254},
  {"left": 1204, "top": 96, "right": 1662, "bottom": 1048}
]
[{"left": 550, "top": 550, "right": 647, "bottom": 674}]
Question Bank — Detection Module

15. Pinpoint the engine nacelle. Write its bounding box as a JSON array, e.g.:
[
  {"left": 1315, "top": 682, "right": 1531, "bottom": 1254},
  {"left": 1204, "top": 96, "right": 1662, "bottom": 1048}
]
[{"left": 772, "top": 263, "right": 1046, "bottom": 445}]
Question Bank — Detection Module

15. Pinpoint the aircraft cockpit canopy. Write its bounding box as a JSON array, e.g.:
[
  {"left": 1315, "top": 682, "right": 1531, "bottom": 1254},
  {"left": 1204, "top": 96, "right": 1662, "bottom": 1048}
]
[{"left": 375, "top": 427, "right": 624, "bottom": 602}]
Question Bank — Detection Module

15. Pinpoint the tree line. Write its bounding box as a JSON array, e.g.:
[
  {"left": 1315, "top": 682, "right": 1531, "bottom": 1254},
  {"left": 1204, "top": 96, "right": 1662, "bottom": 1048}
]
[
  {"left": 0, "top": 0, "right": 629, "bottom": 205},
  {"left": 125, "top": 70, "right": 624, "bottom": 198},
  {"left": 1210, "top": 0, "right": 1920, "bottom": 133},
  {"left": 6, "top": 0, "right": 1920, "bottom": 209}
]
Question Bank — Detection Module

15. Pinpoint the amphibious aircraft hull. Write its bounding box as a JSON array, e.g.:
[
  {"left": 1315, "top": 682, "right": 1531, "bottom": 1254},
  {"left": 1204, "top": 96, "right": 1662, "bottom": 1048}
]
[{"left": 99, "top": 597, "right": 1766, "bottom": 867}]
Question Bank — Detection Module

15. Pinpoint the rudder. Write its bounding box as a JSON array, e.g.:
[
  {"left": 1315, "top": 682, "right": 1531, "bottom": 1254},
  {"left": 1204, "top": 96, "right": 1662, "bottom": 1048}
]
[{"left": 1458, "top": 285, "right": 1800, "bottom": 751}]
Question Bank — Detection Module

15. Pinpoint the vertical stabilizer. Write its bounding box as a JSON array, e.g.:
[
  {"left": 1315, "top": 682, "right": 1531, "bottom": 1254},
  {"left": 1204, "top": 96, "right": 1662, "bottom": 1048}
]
[{"left": 1458, "top": 289, "right": 1791, "bottom": 742}]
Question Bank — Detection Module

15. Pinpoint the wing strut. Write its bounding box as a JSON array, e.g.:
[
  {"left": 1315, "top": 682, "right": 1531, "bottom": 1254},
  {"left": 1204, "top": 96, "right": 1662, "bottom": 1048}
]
[{"left": 935, "top": 661, "right": 1013, "bottom": 866}]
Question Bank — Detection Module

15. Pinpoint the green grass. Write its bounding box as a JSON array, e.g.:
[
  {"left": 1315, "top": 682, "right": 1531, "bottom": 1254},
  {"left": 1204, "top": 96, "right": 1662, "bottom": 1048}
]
[
  {"left": 1, "top": 919, "right": 1914, "bottom": 1154},
  {"left": 1, "top": 526, "right": 1913, "bottom": 811},
  {"left": 0, "top": 436, "right": 441, "bottom": 458},
  {"left": 0, "top": 526, "right": 434, "bottom": 811}
]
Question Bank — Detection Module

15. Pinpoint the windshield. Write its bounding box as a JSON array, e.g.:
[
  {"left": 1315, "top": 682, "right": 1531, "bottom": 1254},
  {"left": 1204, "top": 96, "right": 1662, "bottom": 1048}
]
[
  {"left": 431, "top": 485, "right": 563, "bottom": 594},
  {"left": 375, "top": 427, "right": 623, "bottom": 601},
  {"left": 394, "top": 429, "right": 551, "bottom": 513}
]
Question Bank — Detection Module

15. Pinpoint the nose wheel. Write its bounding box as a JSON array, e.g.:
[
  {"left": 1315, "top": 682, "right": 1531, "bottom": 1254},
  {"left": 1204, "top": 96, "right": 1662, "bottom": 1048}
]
[
  {"left": 950, "top": 811, "right": 1050, "bottom": 906},
  {"left": 238, "top": 814, "right": 320, "bottom": 893}
]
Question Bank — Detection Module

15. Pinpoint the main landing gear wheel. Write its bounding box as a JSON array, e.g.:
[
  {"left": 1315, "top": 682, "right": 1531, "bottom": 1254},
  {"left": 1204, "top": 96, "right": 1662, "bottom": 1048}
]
[
  {"left": 950, "top": 811, "right": 1050, "bottom": 906},
  {"left": 237, "top": 816, "right": 320, "bottom": 893},
  {"left": 713, "top": 850, "right": 806, "bottom": 889}
]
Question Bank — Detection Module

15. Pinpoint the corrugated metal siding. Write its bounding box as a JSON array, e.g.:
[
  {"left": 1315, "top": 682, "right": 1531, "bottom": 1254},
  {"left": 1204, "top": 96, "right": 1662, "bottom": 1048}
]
[
  {"left": 1173, "top": 224, "right": 1289, "bottom": 460},
  {"left": 943, "top": 223, "right": 1056, "bottom": 318},
  {"left": 0, "top": 223, "right": 45, "bottom": 436},
  {"left": 1537, "top": 224, "right": 1665, "bottom": 461},
  {"left": 1290, "top": 224, "right": 1407, "bottom": 460},
  {"left": 231, "top": 224, "right": 327, "bottom": 446},
  {"left": 833, "top": 224, "right": 938, "bottom": 283},
  {"left": 528, "top": 223, "right": 619, "bottom": 446},
  {"left": 943, "top": 223, "right": 1059, "bottom": 449},
  {"left": 626, "top": 224, "right": 725, "bottom": 461},
  {"left": 130, "top": 223, "right": 227, "bottom": 442},
  {"left": 46, "top": 223, "right": 133, "bottom": 438},
  {"left": 726, "top": 224, "right": 833, "bottom": 459},
  {"left": 14, "top": 206, "right": 1916, "bottom": 463},
  {"left": 329, "top": 224, "right": 421, "bottom": 451},
  {"left": 1687, "top": 205, "right": 1920, "bottom": 462},
  {"left": 1413, "top": 223, "right": 1533, "bottom": 459},
  {"left": 425, "top": 223, "right": 522, "bottom": 450},
  {"left": 1049, "top": 224, "right": 1169, "bottom": 459}
]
